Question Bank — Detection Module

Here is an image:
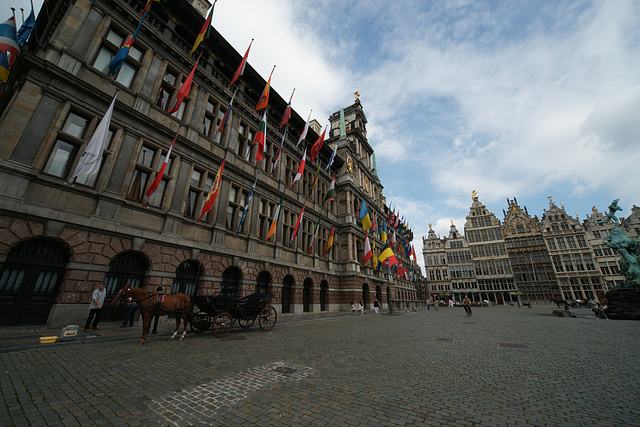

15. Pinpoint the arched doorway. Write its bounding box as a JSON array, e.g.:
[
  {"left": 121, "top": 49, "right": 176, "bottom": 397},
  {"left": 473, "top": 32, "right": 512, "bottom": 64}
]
[
  {"left": 282, "top": 275, "right": 294, "bottom": 313},
  {"left": 103, "top": 251, "right": 148, "bottom": 321},
  {"left": 362, "top": 283, "right": 370, "bottom": 309},
  {"left": 303, "top": 278, "right": 313, "bottom": 312},
  {"left": 221, "top": 266, "right": 242, "bottom": 297},
  {"left": 0, "top": 237, "right": 69, "bottom": 325},
  {"left": 320, "top": 280, "right": 328, "bottom": 311},
  {"left": 256, "top": 271, "right": 271, "bottom": 294},
  {"left": 172, "top": 260, "right": 201, "bottom": 297}
]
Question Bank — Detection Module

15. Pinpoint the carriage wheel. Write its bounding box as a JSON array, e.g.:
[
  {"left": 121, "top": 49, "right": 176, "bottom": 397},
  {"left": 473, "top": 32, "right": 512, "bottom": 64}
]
[
  {"left": 237, "top": 314, "right": 254, "bottom": 329},
  {"left": 258, "top": 306, "right": 277, "bottom": 331},
  {"left": 189, "top": 312, "right": 212, "bottom": 334},
  {"left": 212, "top": 313, "right": 232, "bottom": 338}
]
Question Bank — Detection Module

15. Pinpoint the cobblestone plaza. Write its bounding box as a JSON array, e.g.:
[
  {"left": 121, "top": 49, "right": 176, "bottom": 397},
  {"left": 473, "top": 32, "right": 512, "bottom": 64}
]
[{"left": 1, "top": 306, "right": 639, "bottom": 426}]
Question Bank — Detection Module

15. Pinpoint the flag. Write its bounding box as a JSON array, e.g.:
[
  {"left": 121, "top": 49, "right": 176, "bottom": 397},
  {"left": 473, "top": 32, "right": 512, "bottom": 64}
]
[
  {"left": 197, "top": 155, "right": 226, "bottom": 222},
  {"left": 237, "top": 173, "right": 259, "bottom": 234},
  {"left": 256, "top": 65, "right": 274, "bottom": 111},
  {"left": 326, "top": 141, "right": 338, "bottom": 170},
  {"left": 109, "top": 8, "right": 148, "bottom": 75},
  {"left": 296, "top": 109, "right": 312, "bottom": 146},
  {"left": 291, "top": 148, "right": 305, "bottom": 188},
  {"left": 323, "top": 174, "right": 335, "bottom": 204},
  {"left": 309, "top": 162, "right": 321, "bottom": 192},
  {"left": 323, "top": 226, "right": 334, "bottom": 257},
  {"left": 372, "top": 238, "right": 378, "bottom": 269},
  {"left": 70, "top": 93, "right": 118, "bottom": 182},
  {"left": 339, "top": 107, "right": 347, "bottom": 139},
  {"left": 397, "top": 262, "right": 404, "bottom": 279},
  {"left": 253, "top": 110, "right": 267, "bottom": 161},
  {"left": 271, "top": 130, "right": 285, "bottom": 175},
  {"left": 190, "top": 1, "right": 215, "bottom": 56},
  {"left": 381, "top": 219, "right": 388, "bottom": 243},
  {"left": 17, "top": 3, "right": 36, "bottom": 46},
  {"left": 378, "top": 247, "right": 398, "bottom": 267},
  {"left": 0, "top": 51, "right": 9, "bottom": 84},
  {"left": 168, "top": 54, "right": 199, "bottom": 114},
  {"left": 363, "top": 234, "right": 372, "bottom": 265},
  {"left": 141, "top": 0, "right": 167, "bottom": 16},
  {"left": 290, "top": 203, "right": 305, "bottom": 246},
  {"left": 307, "top": 215, "right": 321, "bottom": 254},
  {"left": 390, "top": 229, "right": 396, "bottom": 247},
  {"left": 411, "top": 244, "right": 417, "bottom": 262},
  {"left": 279, "top": 88, "right": 294, "bottom": 128},
  {"left": 0, "top": 17, "right": 20, "bottom": 64},
  {"left": 213, "top": 87, "right": 237, "bottom": 140},
  {"left": 266, "top": 193, "right": 284, "bottom": 242},
  {"left": 310, "top": 126, "right": 326, "bottom": 163},
  {"left": 229, "top": 39, "right": 253, "bottom": 88},
  {"left": 359, "top": 199, "right": 372, "bottom": 231},
  {"left": 142, "top": 127, "right": 178, "bottom": 206}
]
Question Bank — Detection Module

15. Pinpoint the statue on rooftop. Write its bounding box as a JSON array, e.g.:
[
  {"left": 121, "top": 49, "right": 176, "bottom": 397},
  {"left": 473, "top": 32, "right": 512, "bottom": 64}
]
[{"left": 598, "top": 198, "right": 622, "bottom": 225}]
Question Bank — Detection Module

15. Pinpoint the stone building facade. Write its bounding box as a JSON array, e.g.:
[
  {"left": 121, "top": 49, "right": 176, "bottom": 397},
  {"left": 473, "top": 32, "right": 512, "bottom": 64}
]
[
  {"left": 0, "top": 0, "right": 422, "bottom": 326},
  {"left": 540, "top": 199, "right": 603, "bottom": 301},
  {"left": 502, "top": 198, "right": 559, "bottom": 303},
  {"left": 464, "top": 192, "right": 516, "bottom": 304},
  {"left": 444, "top": 222, "right": 477, "bottom": 301}
]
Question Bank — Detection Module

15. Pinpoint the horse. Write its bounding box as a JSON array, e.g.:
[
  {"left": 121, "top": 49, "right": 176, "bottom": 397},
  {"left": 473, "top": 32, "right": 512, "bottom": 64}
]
[{"left": 112, "top": 284, "right": 191, "bottom": 345}]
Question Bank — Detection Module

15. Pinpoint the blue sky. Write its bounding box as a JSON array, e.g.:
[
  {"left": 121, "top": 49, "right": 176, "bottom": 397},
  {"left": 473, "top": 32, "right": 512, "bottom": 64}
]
[{"left": 7, "top": 0, "right": 640, "bottom": 274}]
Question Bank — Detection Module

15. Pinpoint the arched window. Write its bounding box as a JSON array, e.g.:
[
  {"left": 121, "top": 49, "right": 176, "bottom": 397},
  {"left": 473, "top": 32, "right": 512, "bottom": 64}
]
[
  {"left": 0, "top": 238, "right": 69, "bottom": 325},
  {"left": 256, "top": 271, "right": 271, "bottom": 294},
  {"left": 320, "top": 280, "right": 328, "bottom": 311},
  {"left": 303, "top": 278, "right": 313, "bottom": 312},
  {"left": 103, "top": 251, "right": 147, "bottom": 321},
  {"left": 282, "top": 275, "right": 294, "bottom": 313},
  {"left": 172, "top": 260, "right": 201, "bottom": 297},
  {"left": 221, "top": 266, "right": 242, "bottom": 297}
]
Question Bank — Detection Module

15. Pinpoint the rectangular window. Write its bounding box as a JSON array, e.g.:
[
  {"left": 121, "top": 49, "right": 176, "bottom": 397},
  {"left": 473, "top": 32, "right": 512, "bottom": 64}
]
[
  {"left": 202, "top": 96, "right": 224, "bottom": 143},
  {"left": 556, "top": 237, "right": 567, "bottom": 250},
  {"left": 257, "top": 198, "right": 275, "bottom": 240},
  {"left": 285, "top": 154, "right": 296, "bottom": 187},
  {"left": 126, "top": 144, "right": 159, "bottom": 203},
  {"left": 156, "top": 67, "right": 188, "bottom": 119},
  {"left": 282, "top": 208, "right": 294, "bottom": 245},
  {"left": 184, "top": 167, "right": 212, "bottom": 221},
  {"left": 236, "top": 121, "right": 255, "bottom": 161},
  {"left": 92, "top": 29, "right": 142, "bottom": 88},
  {"left": 225, "top": 185, "right": 249, "bottom": 233}
]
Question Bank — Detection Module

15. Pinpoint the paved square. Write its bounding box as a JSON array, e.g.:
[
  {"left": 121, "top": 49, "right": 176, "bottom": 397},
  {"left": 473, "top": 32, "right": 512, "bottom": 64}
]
[{"left": 0, "top": 306, "right": 638, "bottom": 426}]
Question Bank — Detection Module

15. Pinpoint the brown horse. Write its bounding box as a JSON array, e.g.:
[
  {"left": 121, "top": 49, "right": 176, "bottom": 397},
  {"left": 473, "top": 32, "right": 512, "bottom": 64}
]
[{"left": 113, "top": 284, "right": 190, "bottom": 345}]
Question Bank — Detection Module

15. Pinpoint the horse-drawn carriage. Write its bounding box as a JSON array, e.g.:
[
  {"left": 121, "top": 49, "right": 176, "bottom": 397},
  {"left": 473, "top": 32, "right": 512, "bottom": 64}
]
[{"left": 189, "top": 292, "right": 277, "bottom": 338}]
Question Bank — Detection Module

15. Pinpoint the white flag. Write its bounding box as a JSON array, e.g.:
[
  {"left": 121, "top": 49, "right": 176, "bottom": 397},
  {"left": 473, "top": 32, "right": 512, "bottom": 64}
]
[{"left": 70, "top": 93, "right": 118, "bottom": 182}]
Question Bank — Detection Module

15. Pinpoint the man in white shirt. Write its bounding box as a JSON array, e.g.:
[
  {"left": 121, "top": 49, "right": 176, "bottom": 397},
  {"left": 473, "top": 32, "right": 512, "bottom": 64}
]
[{"left": 84, "top": 283, "right": 106, "bottom": 332}]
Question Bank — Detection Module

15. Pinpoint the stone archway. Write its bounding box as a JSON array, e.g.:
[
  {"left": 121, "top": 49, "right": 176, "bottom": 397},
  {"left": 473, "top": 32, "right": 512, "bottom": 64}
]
[
  {"left": 0, "top": 237, "right": 70, "bottom": 325},
  {"left": 320, "top": 280, "right": 328, "bottom": 311},
  {"left": 303, "top": 278, "right": 313, "bottom": 312},
  {"left": 282, "top": 275, "right": 295, "bottom": 314}
]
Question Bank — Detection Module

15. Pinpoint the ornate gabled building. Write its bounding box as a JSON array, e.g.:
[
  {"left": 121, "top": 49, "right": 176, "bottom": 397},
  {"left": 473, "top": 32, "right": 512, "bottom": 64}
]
[
  {"left": 0, "top": 0, "right": 422, "bottom": 326},
  {"left": 502, "top": 198, "right": 559, "bottom": 303},
  {"left": 444, "top": 221, "right": 477, "bottom": 301},
  {"left": 422, "top": 225, "right": 449, "bottom": 300},
  {"left": 464, "top": 191, "right": 516, "bottom": 304},
  {"left": 540, "top": 199, "right": 602, "bottom": 301}
]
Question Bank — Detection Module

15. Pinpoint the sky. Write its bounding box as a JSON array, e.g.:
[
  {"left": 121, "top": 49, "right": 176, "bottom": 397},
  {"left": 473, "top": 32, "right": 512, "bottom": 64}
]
[{"left": 7, "top": 0, "right": 640, "bottom": 275}]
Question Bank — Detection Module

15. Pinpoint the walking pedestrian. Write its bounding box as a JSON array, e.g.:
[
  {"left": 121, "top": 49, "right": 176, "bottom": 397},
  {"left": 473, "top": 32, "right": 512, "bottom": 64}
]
[
  {"left": 84, "top": 283, "right": 106, "bottom": 332},
  {"left": 351, "top": 302, "right": 356, "bottom": 315},
  {"left": 596, "top": 300, "right": 609, "bottom": 320},
  {"left": 463, "top": 295, "right": 472, "bottom": 317},
  {"left": 373, "top": 298, "right": 380, "bottom": 314},
  {"left": 358, "top": 301, "right": 364, "bottom": 316},
  {"left": 426, "top": 298, "right": 431, "bottom": 311}
]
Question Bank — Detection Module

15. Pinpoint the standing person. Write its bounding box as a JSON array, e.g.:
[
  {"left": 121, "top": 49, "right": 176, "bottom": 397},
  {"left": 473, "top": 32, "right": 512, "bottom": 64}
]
[
  {"left": 463, "top": 295, "right": 472, "bottom": 317},
  {"left": 121, "top": 294, "right": 138, "bottom": 328},
  {"left": 373, "top": 298, "right": 380, "bottom": 314},
  {"left": 426, "top": 298, "right": 431, "bottom": 311},
  {"left": 84, "top": 283, "right": 106, "bottom": 332},
  {"left": 358, "top": 301, "right": 364, "bottom": 316},
  {"left": 150, "top": 286, "right": 164, "bottom": 334},
  {"left": 351, "top": 302, "right": 356, "bottom": 315}
]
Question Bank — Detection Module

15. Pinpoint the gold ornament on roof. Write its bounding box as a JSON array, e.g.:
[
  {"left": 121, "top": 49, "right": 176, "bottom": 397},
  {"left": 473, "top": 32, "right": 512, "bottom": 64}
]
[{"left": 354, "top": 91, "right": 360, "bottom": 100}]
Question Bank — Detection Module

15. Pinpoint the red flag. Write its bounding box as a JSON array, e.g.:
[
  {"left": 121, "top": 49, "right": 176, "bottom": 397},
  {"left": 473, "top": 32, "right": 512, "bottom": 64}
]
[
  {"left": 291, "top": 148, "right": 306, "bottom": 188},
  {"left": 290, "top": 203, "right": 305, "bottom": 246},
  {"left": 310, "top": 126, "right": 326, "bottom": 163},
  {"left": 168, "top": 55, "right": 199, "bottom": 114},
  {"left": 198, "top": 156, "right": 226, "bottom": 222},
  {"left": 256, "top": 65, "right": 275, "bottom": 111},
  {"left": 229, "top": 39, "right": 253, "bottom": 88},
  {"left": 142, "top": 128, "right": 179, "bottom": 206},
  {"left": 279, "top": 89, "right": 295, "bottom": 128},
  {"left": 253, "top": 110, "right": 267, "bottom": 161},
  {"left": 363, "top": 234, "right": 372, "bottom": 265}
]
